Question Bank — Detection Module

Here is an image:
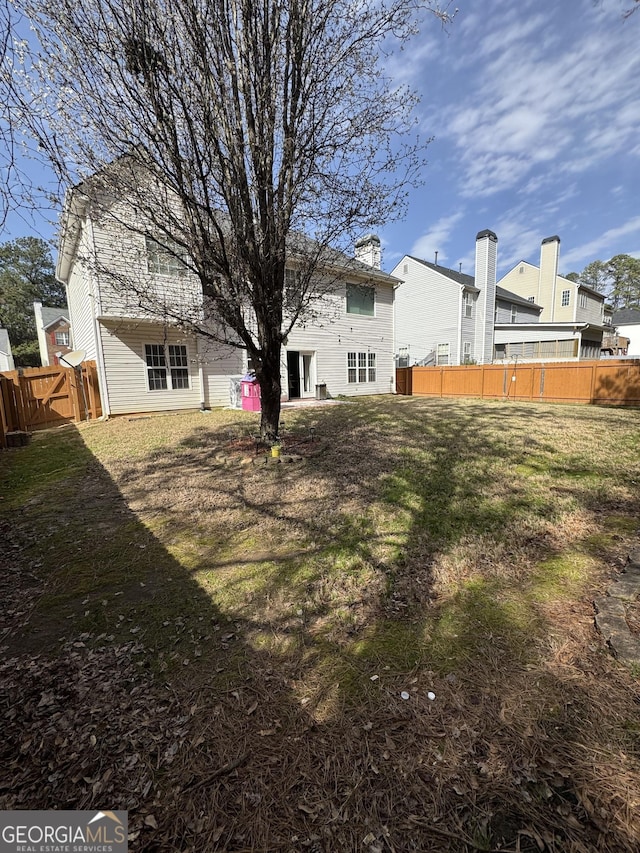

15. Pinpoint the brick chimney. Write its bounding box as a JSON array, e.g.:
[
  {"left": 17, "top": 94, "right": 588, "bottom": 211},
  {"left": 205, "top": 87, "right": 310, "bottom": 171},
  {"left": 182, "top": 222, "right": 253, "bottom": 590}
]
[
  {"left": 355, "top": 234, "right": 381, "bottom": 269},
  {"left": 473, "top": 230, "right": 498, "bottom": 364}
]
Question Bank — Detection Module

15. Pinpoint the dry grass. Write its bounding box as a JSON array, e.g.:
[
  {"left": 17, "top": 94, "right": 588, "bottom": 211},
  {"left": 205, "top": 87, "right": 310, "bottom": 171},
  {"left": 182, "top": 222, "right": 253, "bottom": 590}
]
[{"left": 1, "top": 397, "right": 640, "bottom": 852}]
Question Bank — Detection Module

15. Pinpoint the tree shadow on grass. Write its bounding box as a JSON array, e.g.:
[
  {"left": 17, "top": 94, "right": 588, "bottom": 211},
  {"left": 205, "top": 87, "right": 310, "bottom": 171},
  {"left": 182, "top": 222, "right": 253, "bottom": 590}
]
[{"left": 2, "top": 402, "right": 640, "bottom": 852}]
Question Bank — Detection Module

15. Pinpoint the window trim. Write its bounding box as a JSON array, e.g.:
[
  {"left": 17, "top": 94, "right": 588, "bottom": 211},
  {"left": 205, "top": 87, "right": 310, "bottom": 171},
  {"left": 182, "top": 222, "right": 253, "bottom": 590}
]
[
  {"left": 347, "top": 351, "right": 377, "bottom": 383},
  {"left": 437, "top": 343, "right": 449, "bottom": 366},
  {"left": 463, "top": 291, "right": 473, "bottom": 319},
  {"left": 561, "top": 289, "right": 571, "bottom": 307},
  {"left": 144, "top": 342, "right": 190, "bottom": 392},
  {"left": 346, "top": 282, "right": 375, "bottom": 317},
  {"left": 146, "top": 235, "right": 188, "bottom": 278},
  {"left": 510, "top": 305, "right": 517, "bottom": 323},
  {"left": 55, "top": 330, "right": 70, "bottom": 346}
]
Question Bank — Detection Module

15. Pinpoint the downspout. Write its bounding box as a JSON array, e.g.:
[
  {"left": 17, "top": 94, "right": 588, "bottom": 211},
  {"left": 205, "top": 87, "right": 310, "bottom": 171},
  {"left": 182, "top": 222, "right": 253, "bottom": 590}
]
[
  {"left": 87, "top": 217, "right": 111, "bottom": 418},
  {"left": 196, "top": 335, "right": 206, "bottom": 410}
]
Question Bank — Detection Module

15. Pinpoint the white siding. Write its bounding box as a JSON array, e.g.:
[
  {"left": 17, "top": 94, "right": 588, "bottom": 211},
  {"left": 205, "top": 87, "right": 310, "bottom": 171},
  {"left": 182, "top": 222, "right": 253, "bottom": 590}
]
[
  {"left": 91, "top": 204, "right": 203, "bottom": 323},
  {"left": 199, "top": 337, "right": 244, "bottom": 407},
  {"left": 283, "top": 278, "right": 395, "bottom": 398},
  {"left": 495, "top": 299, "right": 541, "bottom": 325},
  {"left": 99, "top": 322, "right": 203, "bottom": 414},
  {"left": 65, "top": 224, "right": 99, "bottom": 361},
  {"left": 576, "top": 289, "right": 605, "bottom": 325},
  {"left": 392, "top": 258, "right": 462, "bottom": 365},
  {"left": 618, "top": 323, "right": 640, "bottom": 356}
]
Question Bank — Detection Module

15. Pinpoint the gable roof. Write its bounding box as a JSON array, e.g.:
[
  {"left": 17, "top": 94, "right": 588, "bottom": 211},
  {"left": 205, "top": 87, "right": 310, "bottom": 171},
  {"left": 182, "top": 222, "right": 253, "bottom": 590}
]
[
  {"left": 612, "top": 307, "right": 640, "bottom": 325},
  {"left": 40, "top": 305, "right": 70, "bottom": 329},
  {"left": 405, "top": 256, "right": 479, "bottom": 291},
  {"left": 496, "top": 286, "right": 542, "bottom": 310}
]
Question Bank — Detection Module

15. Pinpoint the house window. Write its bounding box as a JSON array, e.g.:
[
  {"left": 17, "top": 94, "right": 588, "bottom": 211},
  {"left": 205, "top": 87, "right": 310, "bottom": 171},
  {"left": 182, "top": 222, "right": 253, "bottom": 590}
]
[
  {"left": 55, "top": 331, "right": 70, "bottom": 346},
  {"left": 527, "top": 296, "right": 535, "bottom": 302},
  {"left": 346, "top": 283, "right": 375, "bottom": 316},
  {"left": 347, "top": 351, "right": 376, "bottom": 382},
  {"left": 463, "top": 291, "right": 473, "bottom": 318},
  {"left": 146, "top": 236, "right": 188, "bottom": 277},
  {"left": 463, "top": 341, "right": 472, "bottom": 363},
  {"left": 144, "top": 343, "right": 190, "bottom": 391},
  {"left": 561, "top": 289, "right": 570, "bottom": 307},
  {"left": 511, "top": 305, "right": 517, "bottom": 323},
  {"left": 368, "top": 352, "right": 376, "bottom": 382},
  {"left": 437, "top": 343, "right": 449, "bottom": 365},
  {"left": 519, "top": 266, "right": 524, "bottom": 274},
  {"left": 579, "top": 292, "right": 587, "bottom": 309}
]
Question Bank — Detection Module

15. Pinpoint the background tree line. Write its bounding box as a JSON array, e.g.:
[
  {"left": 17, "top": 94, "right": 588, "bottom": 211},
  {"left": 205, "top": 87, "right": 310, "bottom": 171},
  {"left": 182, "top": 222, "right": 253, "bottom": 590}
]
[
  {"left": 565, "top": 253, "right": 640, "bottom": 310},
  {"left": 0, "top": 236, "right": 65, "bottom": 367}
]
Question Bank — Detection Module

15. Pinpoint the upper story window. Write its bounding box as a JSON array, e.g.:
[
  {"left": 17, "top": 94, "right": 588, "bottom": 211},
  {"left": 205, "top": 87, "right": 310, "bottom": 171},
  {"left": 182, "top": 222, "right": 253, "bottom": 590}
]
[
  {"left": 510, "top": 305, "right": 517, "bottom": 323},
  {"left": 55, "top": 330, "right": 70, "bottom": 346},
  {"left": 146, "top": 236, "right": 188, "bottom": 277},
  {"left": 561, "top": 289, "right": 571, "bottom": 307},
  {"left": 527, "top": 296, "right": 535, "bottom": 302},
  {"left": 346, "top": 283, "right": 375, "bottom": 316},
  {"left": 579, "top": 292, "right": 587, "bottom": 309},
  {"left": 463, "top": 291, "right": 473, "bottom": 318},
  {"left": 519, "top": 266, "right": 524, "bottom": 274}
]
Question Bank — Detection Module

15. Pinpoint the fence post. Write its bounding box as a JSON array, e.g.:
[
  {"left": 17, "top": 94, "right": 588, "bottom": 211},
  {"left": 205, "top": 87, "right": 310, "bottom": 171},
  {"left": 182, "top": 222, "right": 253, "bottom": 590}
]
[
  {"left": 68, "top": 367, "right": 83, "bottom": 422},
  {"left": 11, "top": 371, "right": 28, "bottom": 431}
]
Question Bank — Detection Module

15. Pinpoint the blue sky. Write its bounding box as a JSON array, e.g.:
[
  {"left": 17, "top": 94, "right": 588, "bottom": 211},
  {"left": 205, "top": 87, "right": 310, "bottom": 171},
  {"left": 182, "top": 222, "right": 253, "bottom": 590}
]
[
  {"left": 3, "top": 0, "right": 639, "bottom": 282},
  {"left": 379, "top": 0, "right": 640, "bottom": 277}
]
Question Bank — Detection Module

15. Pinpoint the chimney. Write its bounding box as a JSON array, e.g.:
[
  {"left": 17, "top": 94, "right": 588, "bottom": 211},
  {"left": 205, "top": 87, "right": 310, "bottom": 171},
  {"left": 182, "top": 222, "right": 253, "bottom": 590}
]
[
  {"left": 355, "top": 234, "right": 381, "bottom": 269},
  {"left": 473, "top": 230, "right": 498, "bottom": 365},
  {"left": 539, "top": 236, "right": 560, "bottom": 321}
]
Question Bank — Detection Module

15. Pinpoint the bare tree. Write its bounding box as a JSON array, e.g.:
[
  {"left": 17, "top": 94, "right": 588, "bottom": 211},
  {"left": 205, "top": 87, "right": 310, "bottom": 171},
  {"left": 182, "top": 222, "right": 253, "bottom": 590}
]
[{"left": 3, "top": 0, "right": 453, "bottom": 439}]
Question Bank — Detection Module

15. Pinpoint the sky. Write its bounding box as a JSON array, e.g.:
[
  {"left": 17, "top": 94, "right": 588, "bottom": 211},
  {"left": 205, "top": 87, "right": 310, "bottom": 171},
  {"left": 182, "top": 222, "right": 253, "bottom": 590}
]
[
  {"left": 2, "top": 0, "right": 639, "bottom": 281},
  {"left": 378, "top": 0, "right": 640, "bottom": 277}
]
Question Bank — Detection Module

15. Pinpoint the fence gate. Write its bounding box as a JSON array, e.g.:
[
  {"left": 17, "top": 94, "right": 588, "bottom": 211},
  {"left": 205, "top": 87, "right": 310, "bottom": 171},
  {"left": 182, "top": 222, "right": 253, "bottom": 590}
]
[{"left": 0, "top": 362, "right": 102, "bottom": 448}]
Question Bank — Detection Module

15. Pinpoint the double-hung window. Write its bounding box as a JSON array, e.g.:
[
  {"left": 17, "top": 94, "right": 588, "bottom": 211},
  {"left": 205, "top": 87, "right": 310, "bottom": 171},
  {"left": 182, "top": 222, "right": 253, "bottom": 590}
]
[
  {"left": 437, "top": 343, "right": 449, "bottom": 365},
  {"left": 145, "top": 343, "right": 190, "bottom": 391},
  {"left": 463, "top": 291, "right": 473, "bottom": 318},
  {"left": 146, "top": 236, "right": 188, "bottom": 277},
  {"left": 561, "top": 289, "right": 570, "bottom": 307},
  {"left": 55, "top": 331, "right": 70, "bottom": 346},
  {"left": 347, "top": 351, "right": 376, "bottom": 383},
  {"left": 511, "top": 305, "right": 517, "bottom": 323}
]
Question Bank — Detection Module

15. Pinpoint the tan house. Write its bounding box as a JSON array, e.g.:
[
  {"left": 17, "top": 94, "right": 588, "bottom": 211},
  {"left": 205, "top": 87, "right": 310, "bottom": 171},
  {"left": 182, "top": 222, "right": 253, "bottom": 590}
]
[{"left": 497, "top": 236, "right": 605, "bottom": 359}]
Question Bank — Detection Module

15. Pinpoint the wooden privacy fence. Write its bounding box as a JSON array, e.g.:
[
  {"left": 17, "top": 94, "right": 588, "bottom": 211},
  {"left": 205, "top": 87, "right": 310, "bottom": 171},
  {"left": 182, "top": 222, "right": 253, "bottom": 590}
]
[
  {"left": 396, "top": 359, "right": 640, "bottom": 406},
  {"left": 0, "top": 361, "right": 102, "bottom": 449}
]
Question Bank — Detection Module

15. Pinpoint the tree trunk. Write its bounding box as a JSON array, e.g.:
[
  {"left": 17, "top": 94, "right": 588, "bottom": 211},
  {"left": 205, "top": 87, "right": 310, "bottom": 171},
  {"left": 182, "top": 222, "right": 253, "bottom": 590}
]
[{"left": 257, "top": 339, "right": 282, "bottom": 443}]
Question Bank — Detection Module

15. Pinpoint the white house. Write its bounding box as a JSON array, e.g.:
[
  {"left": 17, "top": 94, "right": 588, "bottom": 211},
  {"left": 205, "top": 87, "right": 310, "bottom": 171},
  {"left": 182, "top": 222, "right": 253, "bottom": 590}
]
[
  {"left": 0, "top": 328, "right": 15, "bottom": 372},
  {"left": 392, "top": 231, "right": 606, "bottom": 366},
  {"left": 56, "top": 189, "right": 399, "bottom": 417},
  {"left": 612, "top": 307, "right": 640, "bottom": 356},
  {"left": 392, "top": 230, "right": 499, "bottom": 366}
]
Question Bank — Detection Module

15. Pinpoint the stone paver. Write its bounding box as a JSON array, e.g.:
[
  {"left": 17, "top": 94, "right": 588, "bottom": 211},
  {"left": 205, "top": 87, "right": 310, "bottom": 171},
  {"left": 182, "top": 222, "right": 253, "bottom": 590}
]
[{"left": 593, "top": 549, "right": 640, "bottom": 665}]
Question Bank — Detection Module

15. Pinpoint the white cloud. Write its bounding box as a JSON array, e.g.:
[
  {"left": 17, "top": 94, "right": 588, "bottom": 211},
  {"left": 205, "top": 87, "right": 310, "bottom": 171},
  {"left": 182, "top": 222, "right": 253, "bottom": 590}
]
[
  {"left": 411, "top": 211, "right": 465, "bottom": 261},
  {"left": 560, "top": 216, "right": 640, "bottom": 268}
]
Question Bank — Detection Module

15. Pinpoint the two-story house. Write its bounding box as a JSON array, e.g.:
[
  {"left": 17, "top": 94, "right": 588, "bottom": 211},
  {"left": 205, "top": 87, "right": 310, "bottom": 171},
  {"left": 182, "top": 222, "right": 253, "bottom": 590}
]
[
  {"left": 33, "top": 302, "right": 72, "bottom": 366},
  {"left": 56, "top": 190, "right": 398, "bottom": 417},
  {"left": 392, "top": 230, "right": 500, "bottom": 366},
  {"left": 497, "top": 236, "right": 605, "bottom": 359},
  {"left": 393, "top": 232, "right": 606, "bottom": 366}
]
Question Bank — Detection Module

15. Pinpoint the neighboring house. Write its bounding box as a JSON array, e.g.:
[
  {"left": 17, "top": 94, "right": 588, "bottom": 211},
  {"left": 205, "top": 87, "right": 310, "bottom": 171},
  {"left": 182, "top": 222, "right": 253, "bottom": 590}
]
[
  {"left": 498, "top": 236, "right": 605, "bottom": 359},
  {"left": 612, "top": 307, "right": 640, "bottom": 356},
  {"left": 392, "top": 230, "right": 499, "bottom": 367},
  {"left": 34, "top": 301, "right": 73, "bottom": 366},
  {"left": 0, "top": 328, "right": 15, "bottom": 371},
  {"left": 392, "top": 231, "right": 606, "bottom": 366},
  {"left": 56, "top": 191, "right": 398, "bottom": 417}
]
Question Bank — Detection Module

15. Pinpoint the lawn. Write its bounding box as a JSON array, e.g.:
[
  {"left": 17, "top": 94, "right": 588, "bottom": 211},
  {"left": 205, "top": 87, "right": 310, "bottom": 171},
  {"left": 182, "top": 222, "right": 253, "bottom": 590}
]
[{"left": 1, "top": 396, "right": 640, "bottom": 852}]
